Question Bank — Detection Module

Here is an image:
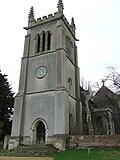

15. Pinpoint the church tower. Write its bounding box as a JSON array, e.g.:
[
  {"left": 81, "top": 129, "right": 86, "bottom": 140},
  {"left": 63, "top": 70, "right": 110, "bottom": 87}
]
[{"left": 9, "top": 0, "right": 81, "bottom": 150}]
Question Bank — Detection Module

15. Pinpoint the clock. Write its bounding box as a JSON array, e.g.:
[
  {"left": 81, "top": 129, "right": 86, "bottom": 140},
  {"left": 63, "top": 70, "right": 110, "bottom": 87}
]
[{"left": 36, "top": 66, "right": 47, "bottom": 79}]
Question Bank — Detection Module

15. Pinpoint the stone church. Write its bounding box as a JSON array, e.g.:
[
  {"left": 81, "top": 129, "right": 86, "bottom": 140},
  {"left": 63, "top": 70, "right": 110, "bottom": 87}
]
[
  {"left": 8, "top": 0, "right": 120, "bottom": 150},
  {"left": 9, "top": 0, "right": 81, "bottom": 150},
  {"left": 81, "top": 83, "right": 120, "bottom": 136}
]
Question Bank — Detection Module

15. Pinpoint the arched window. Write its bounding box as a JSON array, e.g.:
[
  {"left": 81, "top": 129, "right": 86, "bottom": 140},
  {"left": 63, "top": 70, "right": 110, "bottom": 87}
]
[
  {"left": 35, "top": 31, "right": 52, "bottom": 53},
  {"left": 42, "top": 32, "right": 46, "bottom": 51},
  {"left": 47, "top": 32, "right": 51, "bottom": 50},
  {"left": 66, "top": 36, "right": 73, "bottom": 59},
  {"left": 35, "top": 34, "right": 40, "bottom": 53},
  {"left": 68, "top": 77, "right": 72, "bottom": 94}
]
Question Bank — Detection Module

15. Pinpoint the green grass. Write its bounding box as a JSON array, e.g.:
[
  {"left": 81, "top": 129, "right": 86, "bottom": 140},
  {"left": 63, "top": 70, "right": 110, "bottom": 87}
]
[
  {"left": 54, "top": 148, "right": 120, "bottom": 160},
  {"left": 1, "top": 147, "right": 120, "bottom": 159}
]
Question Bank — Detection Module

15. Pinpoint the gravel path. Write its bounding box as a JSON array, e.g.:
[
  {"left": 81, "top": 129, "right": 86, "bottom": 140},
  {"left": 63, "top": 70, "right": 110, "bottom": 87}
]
[{"left": 0, "top": 157, "right": 53, "bottom": 160}]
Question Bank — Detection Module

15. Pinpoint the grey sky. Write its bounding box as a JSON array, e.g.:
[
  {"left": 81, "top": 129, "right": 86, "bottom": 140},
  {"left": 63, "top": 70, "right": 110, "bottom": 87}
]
[{"left": 0, "top": 0, "right": 120, "bottom": 93}]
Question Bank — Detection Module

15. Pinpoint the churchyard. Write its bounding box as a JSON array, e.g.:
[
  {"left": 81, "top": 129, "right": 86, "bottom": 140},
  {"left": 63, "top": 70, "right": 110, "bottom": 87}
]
[
  {"left": 0, "top": 157, "right": 53, "bottom": 160},
  {"left": 0, "top": 148, "right": 120, "bottom": 160}
]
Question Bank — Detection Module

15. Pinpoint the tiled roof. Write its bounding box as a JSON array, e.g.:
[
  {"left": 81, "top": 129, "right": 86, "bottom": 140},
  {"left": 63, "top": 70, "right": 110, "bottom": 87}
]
[{"left": 92, "top": 85, "right": 119, "bottom": 108}]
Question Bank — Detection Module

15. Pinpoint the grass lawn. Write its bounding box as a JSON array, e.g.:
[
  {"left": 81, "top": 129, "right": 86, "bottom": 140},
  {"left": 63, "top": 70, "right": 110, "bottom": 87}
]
[
  {"left": 54, "top": 148, "right": 120, "bottom": 160},
  {"left": 0, "top": 148, "right": 120, "bottom": 160}
]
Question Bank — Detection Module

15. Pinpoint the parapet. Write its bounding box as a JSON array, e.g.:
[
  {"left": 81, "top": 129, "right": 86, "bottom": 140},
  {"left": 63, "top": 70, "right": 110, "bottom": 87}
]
[{"left": 25, "top": 10, "right": 76, "bottom": 37}]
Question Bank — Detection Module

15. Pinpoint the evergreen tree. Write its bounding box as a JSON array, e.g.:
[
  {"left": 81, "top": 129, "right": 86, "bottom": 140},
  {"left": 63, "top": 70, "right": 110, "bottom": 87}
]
[{"left": 0, "top": 70, "right": 14, "bottom": 140}]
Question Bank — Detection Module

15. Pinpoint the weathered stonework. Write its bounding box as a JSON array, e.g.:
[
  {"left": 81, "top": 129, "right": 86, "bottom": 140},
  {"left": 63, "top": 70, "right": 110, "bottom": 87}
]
[
  {"left": 48, "top": 135, "right": 70, "bottom": 150},
  {"left": 8, "top": 0, "right": 81, "bottom": 150},
  {"left": 70, "top": 135, "right": 120, "bottom": 148}
]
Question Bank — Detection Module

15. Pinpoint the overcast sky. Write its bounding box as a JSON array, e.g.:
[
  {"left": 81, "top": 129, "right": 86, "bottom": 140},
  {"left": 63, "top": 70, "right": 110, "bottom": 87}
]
[{"left": 0, "top": 0, "right": 120, "bottom": 93}]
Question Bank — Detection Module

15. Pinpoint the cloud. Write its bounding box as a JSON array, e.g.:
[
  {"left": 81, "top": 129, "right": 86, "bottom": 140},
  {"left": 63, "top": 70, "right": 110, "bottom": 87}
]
[{"left": 0, "top": 0, "right": 120, "bottom": 92}]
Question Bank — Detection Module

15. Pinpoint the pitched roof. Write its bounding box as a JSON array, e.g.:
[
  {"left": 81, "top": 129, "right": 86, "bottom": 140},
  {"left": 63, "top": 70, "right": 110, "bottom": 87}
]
[{"left": 92, "top": 85, "right": 119, "bottom": 108}]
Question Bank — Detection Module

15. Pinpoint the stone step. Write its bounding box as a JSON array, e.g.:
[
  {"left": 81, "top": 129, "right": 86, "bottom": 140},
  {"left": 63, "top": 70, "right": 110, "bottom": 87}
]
[
  {"left": 4, "top": 144, "right": 59, "bottom": 157},
  {"left": 17, "top": 144, "right": 55, "bottom": 150}
]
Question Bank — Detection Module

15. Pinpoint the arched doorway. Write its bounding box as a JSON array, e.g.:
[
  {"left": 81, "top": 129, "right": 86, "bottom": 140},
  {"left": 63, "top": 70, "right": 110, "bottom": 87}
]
[
  {"left": 31, "top": 118, "right": 47, "bottom": 144},
  {"left": 36, "top": 121, "right": 45, "bottom": 144}
]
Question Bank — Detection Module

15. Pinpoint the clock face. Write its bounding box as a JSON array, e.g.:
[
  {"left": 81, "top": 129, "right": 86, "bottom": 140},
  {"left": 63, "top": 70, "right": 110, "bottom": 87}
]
[{"left": 36, "top": 66, "right": 47, "bottom": 79}]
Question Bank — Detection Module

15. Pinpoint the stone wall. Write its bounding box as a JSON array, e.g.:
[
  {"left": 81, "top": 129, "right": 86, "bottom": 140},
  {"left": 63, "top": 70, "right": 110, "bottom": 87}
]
[{"left": 70, "top": 135, "right": 120, "bottom": 148}]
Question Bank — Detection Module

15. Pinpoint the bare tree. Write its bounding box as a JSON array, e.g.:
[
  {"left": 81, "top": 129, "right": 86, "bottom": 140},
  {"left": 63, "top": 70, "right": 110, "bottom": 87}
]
[
  {"left": 90, "top": 67, "right": 120, "bottom": 95},
  {"left": 104, "top": 67, "right": 120, "bottom": 94}
]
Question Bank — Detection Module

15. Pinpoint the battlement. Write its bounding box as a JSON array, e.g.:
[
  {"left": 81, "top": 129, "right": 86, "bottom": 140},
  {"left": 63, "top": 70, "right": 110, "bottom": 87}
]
[
  {"left": 26, "top": 11, "right": 75, "bottom": 37},
  {"left": 36, "top": 11, "right": 60, "bottom": 23},
  {"left": 26, "top": 1, "right": 76, "bottom": 38}
]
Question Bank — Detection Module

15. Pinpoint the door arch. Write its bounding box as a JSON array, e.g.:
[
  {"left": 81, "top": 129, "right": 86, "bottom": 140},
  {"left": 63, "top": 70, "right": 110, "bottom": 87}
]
[{"left": 31, "top": 118, "right": 48, "bottom": 144}]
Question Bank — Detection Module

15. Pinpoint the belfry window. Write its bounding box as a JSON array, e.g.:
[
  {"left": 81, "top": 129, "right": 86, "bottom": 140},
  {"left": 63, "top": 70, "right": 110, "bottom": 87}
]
[
  {"left": 35, "top": 31, "right": 52, "bottom": 53},
  {"left": 42, "top": 32, "right": 46, "bottom": 51},
  {"left": 35, "top": 34, "right": 40, "bottom": 53},
  {"left": 47, "top": 32, "right": 51, "bottom": 50},
  {"left": 66, "top": 36, "right": 73, "bottom": 59}
]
